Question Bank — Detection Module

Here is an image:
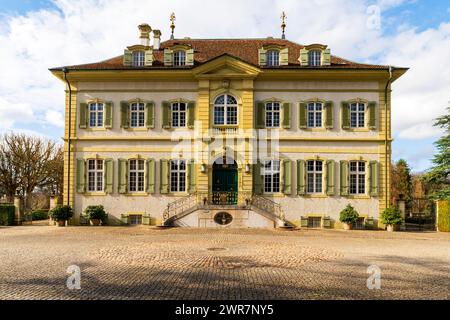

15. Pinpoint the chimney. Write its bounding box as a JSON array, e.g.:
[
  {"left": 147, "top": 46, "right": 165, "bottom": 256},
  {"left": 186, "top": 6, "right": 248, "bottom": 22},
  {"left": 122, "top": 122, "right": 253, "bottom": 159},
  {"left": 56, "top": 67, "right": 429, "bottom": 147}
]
[
  {"left": 153, "top": 30, "right": 161, "bottom": 50},
  {"left": 138, "top": 23, "right": 152, "bottom": 47}
]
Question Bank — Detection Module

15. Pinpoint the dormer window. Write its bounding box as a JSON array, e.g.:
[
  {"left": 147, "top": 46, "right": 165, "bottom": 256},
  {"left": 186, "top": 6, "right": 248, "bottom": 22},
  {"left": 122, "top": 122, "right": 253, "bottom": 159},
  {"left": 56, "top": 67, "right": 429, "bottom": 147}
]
[
  {"left": 173, "top": 51, "right": 186, "bottom": 66},
  {"left": 132, "top": 51, "right": 145, "bottom": 67},
  {"left": 266, "top": 50, "right": 280, "bottom": 66},
  {"left": 299, "top": 45, "right": 330, "bottom": 67},
  {"left": 309, "top": 50, "right": 321, "bottom": 66}
]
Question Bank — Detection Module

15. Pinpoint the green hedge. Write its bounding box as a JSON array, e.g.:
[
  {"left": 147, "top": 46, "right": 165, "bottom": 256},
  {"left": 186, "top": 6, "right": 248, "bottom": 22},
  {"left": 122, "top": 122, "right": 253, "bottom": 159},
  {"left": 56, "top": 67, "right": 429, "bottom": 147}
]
[
  {"left": 0, "top": 204, "right": 15, "bottom": 226},
  {"left": 438, "top": 200, "right": 450, "bottom": 232},
  {"left": 31, "top": 210, "right": 49, "bottom": 221}
]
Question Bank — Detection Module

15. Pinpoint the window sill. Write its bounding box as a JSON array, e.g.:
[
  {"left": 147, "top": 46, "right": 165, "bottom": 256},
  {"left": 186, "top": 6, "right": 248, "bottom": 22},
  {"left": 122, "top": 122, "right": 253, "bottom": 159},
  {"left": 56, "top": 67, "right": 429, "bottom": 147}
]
[
  {"left": 346, "top": 195, "right": 371, "bottom": 199},
  {"left": 304, "top": 127, "right": 327, "bottom": 132},
  {"left": 345, "top": 128, "right": 370, "bottom": 132},
  {"left": 124, "top": 128, "right": 150, "bottom": 132},
  {"left": 262, "top": 193, "right": 284, "bottom": 198},
  {"left": 303, "top": 194, "right": 327, "bottom": 198},
  {"left": 86, "top": 128, "right": 108, "bottom": 131},
  {"left": 125, "top": 192, "right": 150, "bottom": 197},
  {"left": 84, "top": 192, "right": 107, "bottom": 196}
]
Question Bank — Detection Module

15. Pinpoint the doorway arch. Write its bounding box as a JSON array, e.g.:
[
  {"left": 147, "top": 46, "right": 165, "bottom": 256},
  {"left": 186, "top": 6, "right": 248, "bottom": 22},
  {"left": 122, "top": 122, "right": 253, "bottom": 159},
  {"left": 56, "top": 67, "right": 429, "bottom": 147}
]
[{"left": 212, "top": 156, "right": 238, "bottom": 205}]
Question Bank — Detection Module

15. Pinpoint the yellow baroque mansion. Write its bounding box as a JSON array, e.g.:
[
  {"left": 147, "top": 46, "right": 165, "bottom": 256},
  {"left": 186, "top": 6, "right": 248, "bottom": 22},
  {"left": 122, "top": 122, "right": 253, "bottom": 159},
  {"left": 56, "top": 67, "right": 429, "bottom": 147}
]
[{"left": 51, "top": 22, "right": 407, "bottom": 229}]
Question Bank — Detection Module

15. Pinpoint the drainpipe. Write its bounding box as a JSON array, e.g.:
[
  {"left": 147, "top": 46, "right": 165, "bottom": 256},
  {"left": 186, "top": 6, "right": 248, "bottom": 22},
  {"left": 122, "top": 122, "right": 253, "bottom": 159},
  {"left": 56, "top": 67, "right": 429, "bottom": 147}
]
[
  {"left": 63, "top": 68, "right": 71, "bottom": 206},
  {"left": 384, "top": 66, "right": 394, "bottom": 208}
]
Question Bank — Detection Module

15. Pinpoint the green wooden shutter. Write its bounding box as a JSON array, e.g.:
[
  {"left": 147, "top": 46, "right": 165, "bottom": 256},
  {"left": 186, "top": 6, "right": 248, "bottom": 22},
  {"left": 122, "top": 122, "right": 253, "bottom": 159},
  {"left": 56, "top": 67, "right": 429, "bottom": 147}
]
[
  {"left": 186, "top": 49, "right": 194, "bottom": 66},
  {"left": 163, "top": 49, "right": 173, "bottom": 66},
  {"left": 369, "top": 161, "right": 379, "bottom": 197},
  {"left": 253, "top": 160, "right": 263, "bottom": 194},
  {"left": 326, "top": 160, "right": 335, "bottom": 196},
  {"left": 258, "top": 48, "right": 267, "bottom": 66},
  {"left": 280, "top": 48, "right": 289, "bottom": 66},
  {"left": 187, "top": 160, "right": 196, "bottom": 193},
  {"left": 146, "top": 101, "right": 155, "bottom": 129},
  {"left": 123, "top": 49, "right": 132, "bottom": 66},
  {"left": 146, "top": 158, "right": 155, "bottom": 194},
  {"left": 341, "top": 102, "right": 350, "bottom": 129},
  {"left": 300, "top": 216, "right": 308, "bottom": 227},
  {"left": 160, "top": 159, "right": 169, "bottom": 194},
  {"left": 368, "top": 101, "right": 377, "bottom": 130},
  {"left": 187, "top": 101, "right": 196, "bottom": 129},
  {"left": 325, "top": 101, "right": 334, "bottom": 129},
  {"left": 299, "top": 48, "right": 309, "bottom": 66},
  {"left": 120, "top": 101, "right": 130, "bottom": 129},
  {"left": 340, "top": 160, "right": 349, "bottom": 196},
  {"left": 297, "top": 160, "right": 306, "bottom": 195},
  {"left": 162, "top": 101, "right": 171, "bottom": 129},
  {"left": 298, "top": 102, "right": 307, "bottom": 129},
  {"left": 76, "top": 159, "right": 86, "bottom": 193},
  {"left": 322, "top": 48, "right": 331, "bottom": 66},
  {"left": 282, "top": 102, "right": 291, "bottom": 129},
  {"left": 79, "top": 103, "right": 88, "bottom": 129},
  {"left": 104, "top": 159, "right": 113, "bottom": 193},
  {"left": 144, "top": 49, "right": 153, "bottom": 66},
  {"left": 256, "top": 102, "right": 265, "bottom": 128},
  {"left": 283, "top": 160, "right": 292, "bottom": 195},
  {"left": 105, "top": 102, "right": 113, "bottom": 129},
  {"left": 118, "top": 159, "right": 127, "bottom": 194}
]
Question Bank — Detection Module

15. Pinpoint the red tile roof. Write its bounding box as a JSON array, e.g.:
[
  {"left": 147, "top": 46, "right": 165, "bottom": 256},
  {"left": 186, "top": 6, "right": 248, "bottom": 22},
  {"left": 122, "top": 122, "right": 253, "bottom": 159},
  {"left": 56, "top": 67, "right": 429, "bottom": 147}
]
[{"left": 51, "top": 38, "right": 391, "bottom": 71}]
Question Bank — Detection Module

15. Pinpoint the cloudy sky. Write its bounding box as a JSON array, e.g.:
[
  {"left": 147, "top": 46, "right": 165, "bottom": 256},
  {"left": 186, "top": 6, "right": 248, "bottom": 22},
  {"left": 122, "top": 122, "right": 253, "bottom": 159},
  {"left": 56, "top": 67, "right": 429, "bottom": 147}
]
[{"left": 0, "top": 0, "right": 449, "bottom": 172}]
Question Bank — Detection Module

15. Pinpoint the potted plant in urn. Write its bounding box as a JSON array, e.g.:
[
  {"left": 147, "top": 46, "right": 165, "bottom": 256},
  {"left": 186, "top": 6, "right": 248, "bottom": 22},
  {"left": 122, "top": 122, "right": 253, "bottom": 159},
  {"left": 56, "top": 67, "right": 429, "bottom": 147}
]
[
  {"left": 85, "top": 205, "right": 107, "bottom": 226},
  {"left": 50, "top": 205, "right": 73, "bottom": 227},
  {"left": 339, "top": 204, "right": 359, "bottom": 230},
  {"left": 381, "top": 207, "right": 403, "bottom": 232}
]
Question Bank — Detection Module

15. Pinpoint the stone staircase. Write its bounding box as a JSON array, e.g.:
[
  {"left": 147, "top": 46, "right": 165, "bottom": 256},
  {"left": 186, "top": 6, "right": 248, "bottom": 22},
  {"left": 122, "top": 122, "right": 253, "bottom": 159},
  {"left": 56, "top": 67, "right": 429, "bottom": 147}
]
[{"left": 162, "top": 192, "right": 291, "bottom": 228}]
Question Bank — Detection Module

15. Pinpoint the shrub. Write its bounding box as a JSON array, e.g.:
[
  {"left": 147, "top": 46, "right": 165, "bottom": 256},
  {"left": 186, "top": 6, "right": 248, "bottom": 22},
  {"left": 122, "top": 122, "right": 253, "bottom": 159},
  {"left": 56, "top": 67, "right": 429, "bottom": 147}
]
[
  {"left": 0, "top": 204, "right": 15, "bottom": 226},
  {"left": 437, "top": 200, "right": 450, "bottom": 232},
  {"left": 339, "top": 204, "right": 359, "bottom": 224},
  {"left": 50, "top": 205, "right": 73, "bottom": 222},
  {"left": 84, "top": 205, "right": 107, "bottom": 221},
  {"left": 381, "top": 207, "right": 403, "bottom": 226},
  {"left": 32, "top": 210, "right": 49, "bottom": 221}
]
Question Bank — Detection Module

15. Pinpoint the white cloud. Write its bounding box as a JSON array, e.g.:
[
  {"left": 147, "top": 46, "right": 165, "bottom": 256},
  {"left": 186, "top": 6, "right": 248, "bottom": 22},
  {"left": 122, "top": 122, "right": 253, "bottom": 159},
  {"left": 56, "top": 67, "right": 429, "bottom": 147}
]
[
  {"left": 0, "top": 0, "right": 448, "bottom": 158},
  {"left": 45, "top": 110, "right": 64, "bottom": 127}
]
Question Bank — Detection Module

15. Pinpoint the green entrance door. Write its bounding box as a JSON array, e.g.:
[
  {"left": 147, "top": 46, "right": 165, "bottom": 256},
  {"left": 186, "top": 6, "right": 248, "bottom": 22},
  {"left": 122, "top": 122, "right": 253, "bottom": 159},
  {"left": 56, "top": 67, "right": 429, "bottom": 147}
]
[{"left": 212, "top": 161, "right": 238, "bottom": 204}]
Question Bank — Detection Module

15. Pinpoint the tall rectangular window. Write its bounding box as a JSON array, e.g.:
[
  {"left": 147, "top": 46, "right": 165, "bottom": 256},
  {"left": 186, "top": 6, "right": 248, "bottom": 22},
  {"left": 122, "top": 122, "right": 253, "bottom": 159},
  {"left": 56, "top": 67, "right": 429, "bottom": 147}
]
[
  {"left": 173, "top": 51, "right": 186, "bottom": 66},
  {"left": 130, "top": 103, "right": 145, "bottom": 128},
  {"left": 308, "top": 50, "right": 321, "bottom": 66},
  {"left": 307, "top": 102, "right": 323, "bottom": 128},
  {"left": 129, "top": 159, "right": 145, "bottom": 192},
  {"left": 265, "top": 102, "right": 280, "bottom": 128},
  {"left": 170, "top": 160, "right": 186, "bottom": 192},
  {"left": 263, "top": 160, "right": 280, "bottom": 193},
  {"left": 349, "top": 161, "right": 366, "bottom": 195},
  {"left": 350, "top": 103, "right": 365, "bottom": 128},
  {"left": 132, "top": 51, "right": 145, "bottom": 67},
  {"left": 171, "top": 102, "right": 186, "bottom": 127},
  {"left": 306, "top": 160, "right": 323, "bottom": 193},
  {"left": 89, "top": 103, "right": 104, "bottom": 128},
  {"left": 266, "top": 50, "right": 280, "bottom": 66},
  {"left": 87, "top": 159, "right": 103, "bottom": 192}
]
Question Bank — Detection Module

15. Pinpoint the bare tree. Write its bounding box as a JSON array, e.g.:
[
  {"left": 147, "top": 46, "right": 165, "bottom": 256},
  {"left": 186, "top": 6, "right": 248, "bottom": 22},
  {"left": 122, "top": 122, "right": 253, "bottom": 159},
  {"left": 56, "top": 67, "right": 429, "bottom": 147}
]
[
  {"left": 0, "top": 133, "right": 59, "bottom": 211},
  {"left": 41, "top": 145, "right": 64, "bottom": 199},
  {"left": 0, "top": 138, "right": 21, "bottom": 202}
]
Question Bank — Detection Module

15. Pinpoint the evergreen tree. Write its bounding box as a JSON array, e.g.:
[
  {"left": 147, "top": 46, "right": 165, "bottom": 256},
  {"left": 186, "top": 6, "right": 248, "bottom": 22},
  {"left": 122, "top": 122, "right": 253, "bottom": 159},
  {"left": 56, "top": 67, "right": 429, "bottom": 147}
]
[
  {"left": 424, "top": 106, "right": 450, "bottom": 200},
  {"left": 391, "top": 159, "right": 413, "bottom": 206}
]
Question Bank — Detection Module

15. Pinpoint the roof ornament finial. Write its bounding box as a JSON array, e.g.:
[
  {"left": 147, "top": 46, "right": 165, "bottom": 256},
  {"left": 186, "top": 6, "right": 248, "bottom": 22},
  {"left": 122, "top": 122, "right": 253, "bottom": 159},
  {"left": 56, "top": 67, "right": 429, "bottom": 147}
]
[
  {"left": 281, "top": 11, "right": 287, "bottom": 39},
  {"left": 170, "top": 12, "right": 176, "bottom": 40}
]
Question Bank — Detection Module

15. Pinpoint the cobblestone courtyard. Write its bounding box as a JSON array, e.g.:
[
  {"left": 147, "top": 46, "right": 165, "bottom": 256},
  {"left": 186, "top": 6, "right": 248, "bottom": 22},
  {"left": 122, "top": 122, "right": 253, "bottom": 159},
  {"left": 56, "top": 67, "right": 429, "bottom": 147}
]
[{"left": 0, "top": 225, "right": 449, "bottom": 300}]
